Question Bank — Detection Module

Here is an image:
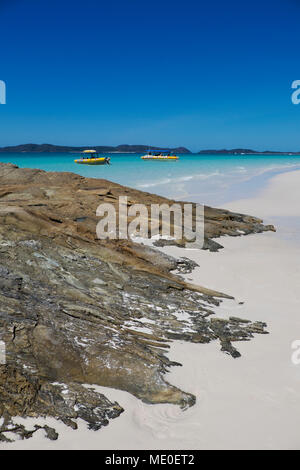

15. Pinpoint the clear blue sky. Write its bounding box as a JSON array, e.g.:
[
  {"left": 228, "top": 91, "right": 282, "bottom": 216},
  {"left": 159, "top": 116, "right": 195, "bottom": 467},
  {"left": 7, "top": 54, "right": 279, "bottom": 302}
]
[{"left": 0, "top": 0, "right": 300, "bottom": 152}]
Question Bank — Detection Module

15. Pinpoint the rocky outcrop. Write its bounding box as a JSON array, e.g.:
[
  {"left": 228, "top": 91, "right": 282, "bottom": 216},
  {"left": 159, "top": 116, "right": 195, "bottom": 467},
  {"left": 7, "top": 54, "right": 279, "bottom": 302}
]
[{"left": 0, "top": 163, "right": 274, "bottom": 442}]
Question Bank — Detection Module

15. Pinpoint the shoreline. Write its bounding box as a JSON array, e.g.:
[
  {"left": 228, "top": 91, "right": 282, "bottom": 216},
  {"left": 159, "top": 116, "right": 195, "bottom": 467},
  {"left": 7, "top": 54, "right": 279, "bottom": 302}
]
[
  {"left": 0, "top": 162, "right": 271, "bottom": 447},
  {"left": 4, "top": 167, "right": 300, "bottom": 450},
  {"left": 1, "top": 152, "right": 300, "bottom": 209}
]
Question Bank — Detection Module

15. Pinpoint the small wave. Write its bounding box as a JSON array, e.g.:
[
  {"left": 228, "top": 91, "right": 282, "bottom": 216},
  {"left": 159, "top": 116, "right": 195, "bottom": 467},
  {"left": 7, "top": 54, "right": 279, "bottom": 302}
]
[
  {"left": 254, "top": 162, "right": 300, "bottom": 176},
  {"left": 138, "top": 178, "right": 172, "bottom": 189},
  {"left": 234, "top": 166, "right": 247, "bottom": 173},
  {"left": 138, "top": 171, "right": 221, "bottom": 189},
  {"left": 237, "top": 162, "right": 300, "bottom": 183}
]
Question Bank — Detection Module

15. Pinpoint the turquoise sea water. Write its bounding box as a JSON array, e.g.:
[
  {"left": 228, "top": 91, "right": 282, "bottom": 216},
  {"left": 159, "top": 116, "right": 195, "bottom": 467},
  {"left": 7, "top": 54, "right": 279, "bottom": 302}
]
[{"left": 1, "top": 152, "right": 300, "bottom": 207}]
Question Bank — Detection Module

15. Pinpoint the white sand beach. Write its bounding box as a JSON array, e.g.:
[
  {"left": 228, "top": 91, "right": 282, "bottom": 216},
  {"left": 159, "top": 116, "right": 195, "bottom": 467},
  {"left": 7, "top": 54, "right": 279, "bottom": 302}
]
[
  {"left": 6, "top": 169, "right": 300, "bottom": 450},
  {"left": 225, "top": 169, "right": 300, "bottom": 218}
]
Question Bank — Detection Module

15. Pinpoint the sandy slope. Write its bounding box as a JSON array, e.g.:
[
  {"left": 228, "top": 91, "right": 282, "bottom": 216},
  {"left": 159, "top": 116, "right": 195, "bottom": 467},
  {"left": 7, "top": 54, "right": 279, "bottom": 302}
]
[{"left": 224, "top": 168, "right": 300, "bottom": 218}]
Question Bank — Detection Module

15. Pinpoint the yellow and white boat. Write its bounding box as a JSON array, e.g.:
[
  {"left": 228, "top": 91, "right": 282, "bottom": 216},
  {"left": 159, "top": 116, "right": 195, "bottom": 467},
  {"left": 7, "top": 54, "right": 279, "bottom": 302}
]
[
  {"left": 74, "top": 150, "right": 111, "bottom": 166},
  {"left": 141, "top": 150, "right": 179, "bottom": 161}
]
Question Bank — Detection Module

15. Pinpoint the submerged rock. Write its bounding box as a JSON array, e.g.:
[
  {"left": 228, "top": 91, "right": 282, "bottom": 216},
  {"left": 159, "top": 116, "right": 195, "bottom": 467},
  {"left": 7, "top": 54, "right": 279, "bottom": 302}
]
[{"left": 0, "top": 163, "right": 274, "bottom": 441}]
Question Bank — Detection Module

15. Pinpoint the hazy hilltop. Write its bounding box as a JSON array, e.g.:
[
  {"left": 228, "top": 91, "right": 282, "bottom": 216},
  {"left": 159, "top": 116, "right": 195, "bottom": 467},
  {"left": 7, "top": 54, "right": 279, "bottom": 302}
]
[
  {"left": 0, "top": 143, "right": 191, "bottom": 154},
  {"left": 197, "top": 148, "right": 300, "bottom": 155},
  {"left": 1, "top": 144, "right": 298, "bottom": 155}
]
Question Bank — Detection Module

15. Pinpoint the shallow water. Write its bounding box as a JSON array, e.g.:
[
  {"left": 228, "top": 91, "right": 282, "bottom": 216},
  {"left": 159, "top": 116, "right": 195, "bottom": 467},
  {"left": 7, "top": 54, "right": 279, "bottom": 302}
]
[{"left": 2, "top": 152, "right": 300, "bottom": 206}]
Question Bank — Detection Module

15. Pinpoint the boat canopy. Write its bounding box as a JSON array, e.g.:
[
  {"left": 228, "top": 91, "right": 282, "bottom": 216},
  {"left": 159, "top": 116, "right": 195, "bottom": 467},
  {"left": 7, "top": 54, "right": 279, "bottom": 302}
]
[{"left": 83, "top": 149, "right": 97, "bottom": 154}]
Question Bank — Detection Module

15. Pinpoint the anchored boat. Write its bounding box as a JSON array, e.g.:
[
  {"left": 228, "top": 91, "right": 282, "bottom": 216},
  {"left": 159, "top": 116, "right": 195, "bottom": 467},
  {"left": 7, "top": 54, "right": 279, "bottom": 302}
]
[
  {"left": 74, "top": 150, "right": 111, "bottom": 166},
  {"left": 141, "top": 150, "right": 179, "bottom": 161}
]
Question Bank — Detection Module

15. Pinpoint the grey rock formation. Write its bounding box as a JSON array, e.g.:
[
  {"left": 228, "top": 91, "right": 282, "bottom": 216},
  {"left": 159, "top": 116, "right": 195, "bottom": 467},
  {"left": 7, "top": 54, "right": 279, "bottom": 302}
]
[{"left": 0, "top": 163, "right": 274, "bottom": 441}]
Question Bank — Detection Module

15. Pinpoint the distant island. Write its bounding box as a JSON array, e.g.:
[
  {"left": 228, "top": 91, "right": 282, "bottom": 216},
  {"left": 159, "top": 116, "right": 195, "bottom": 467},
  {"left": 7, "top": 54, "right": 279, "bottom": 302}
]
[
  {"left": 0, "top": 144, "right": 191, "bottom": 154},
  {"left": 197, "top": 148, "right": 300, "bottom": 155},
  {"left": 1, "top": 144, "right": 300, "bottom": 155}
]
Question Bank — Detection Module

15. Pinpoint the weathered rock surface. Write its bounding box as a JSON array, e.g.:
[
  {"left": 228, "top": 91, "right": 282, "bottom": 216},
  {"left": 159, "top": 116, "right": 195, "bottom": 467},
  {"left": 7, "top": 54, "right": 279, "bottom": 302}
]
[{"left": 0, "top": 163, "right": 274, "bottom": 441}]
